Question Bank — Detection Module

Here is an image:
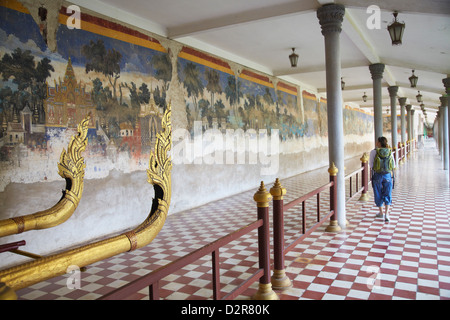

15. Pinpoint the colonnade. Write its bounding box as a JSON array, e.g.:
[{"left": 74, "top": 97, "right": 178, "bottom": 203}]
[
  {"left": 317, "top": 3, "right": 450, "bottom": 230},
  {"left": 436, "top": 84, "right": 450, "bottom": 173}
]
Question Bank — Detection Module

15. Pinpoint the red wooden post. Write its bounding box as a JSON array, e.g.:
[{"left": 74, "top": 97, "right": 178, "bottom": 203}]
[
  {"left": 252, "top": 182, "right": 278, "bottom": 300},
  {"left": 0, "top": 240, "right": 26, "bottom": 254},
  {"left": 149, "top": 281, "right": 159, "bottom": 300},
  {"left": 269, "top": 178, "right": 292, "bottom": 290},
  {"left": 405, "top": 141, "right": 407, "bottom": 158},
  {"left": 325, "top": 163, "right": 341, "bottom": 232},
  {"left": 393, "top": 146, "right": 397, "bottom": 165},
  {"left": 212, "top": 249, "right": 221, "bottom": 300},
  {"left": 358, "top": 152, "right": 370, "bottom": 202}
]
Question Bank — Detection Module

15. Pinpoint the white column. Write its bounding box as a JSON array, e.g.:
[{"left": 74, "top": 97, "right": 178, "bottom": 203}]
[
  {"left": 317, "top": 3, "right": 346, "bottom": 229},
  {"left": 406, "top": 105, "right": 412, "bottom": 142},
  {"left": 443, "top": 78, "right": 450, "bottom": 176},
  {"left": 369, "top": 63, "right": 385, "bottom": 141},
  {"left": 399, "top": 97, "right": 407, "bottom": 144},
  {"left": 388, "top": 86, "right": 398, "bottom": 163},
  {"left": 440, "top": 96, "right": 448, "bottom": 170}
]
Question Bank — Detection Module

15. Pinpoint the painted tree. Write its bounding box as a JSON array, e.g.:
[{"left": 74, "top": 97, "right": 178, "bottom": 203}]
[
  {"left": 0, "top": 48, "right": 54, "bottom": 119},
  {"left": 152, "top": 53, "right": 172, "bottom": 90},
  {"left": 205, "top": 68, "right": 222, "bottom": 108},
  {"left": 182, "top": 62, "right": 203, "bottom": 113},
  {"left": 224, "top": 75, "right": 242, "bottom": 108},
  {"left": 82, "top": 39, "right": 122, "bottom": 101}
]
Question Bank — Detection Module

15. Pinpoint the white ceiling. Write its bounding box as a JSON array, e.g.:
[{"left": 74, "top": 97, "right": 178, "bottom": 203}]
[{"left": 72, "top": 0, "right": 450, "bottom": 124}]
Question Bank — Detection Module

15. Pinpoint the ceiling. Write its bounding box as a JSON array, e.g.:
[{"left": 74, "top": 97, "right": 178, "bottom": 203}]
[{"left": 72, "top": 0, "right": 450, "bottom": 125}]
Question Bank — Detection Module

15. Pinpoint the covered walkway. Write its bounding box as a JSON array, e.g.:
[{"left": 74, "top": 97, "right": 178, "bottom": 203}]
[{"left": 16, "top": 139, "right": 450, "bottom": 300}]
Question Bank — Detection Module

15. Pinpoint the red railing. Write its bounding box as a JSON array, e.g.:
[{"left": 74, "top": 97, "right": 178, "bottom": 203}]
[
  {"left": 282, "top": 179, "right": 336, "bottom": 254},
  {"left": 0, "top": 241, "right": 26, "bottom": 254},
  {"left": 345, "top": 166, "right": 364, "bottom": 199},
  {"left": 397, "top": 140, "right": 413, "bottom": 163},
  {"left": 4, "top": 150, "right": 416, "bottom": 300},
  {"left": 99, "top": 182, "right": 274, "bottom": 300},
  {"left": 99, "top": 160, "right": 368, "bottom": 300},
  {"left": 268, "top": 164, "right": 338, "bottom": 291}
]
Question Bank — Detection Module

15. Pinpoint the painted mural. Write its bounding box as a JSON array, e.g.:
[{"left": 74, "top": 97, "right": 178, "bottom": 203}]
[
  {"left": 178, "top": 48, "right": 305, "bottom": 141},
  {"left": 344, "top": 105, "right": 374, "bottom": 136},
  {"left": 0, "top": 1, "right": 171, "bottom": 190},
  {"left": 0, "top": 0, "right": 374, "bottom": 192},
  {"left": 302, "top": 91, "right": 320, "bottom": 137}
]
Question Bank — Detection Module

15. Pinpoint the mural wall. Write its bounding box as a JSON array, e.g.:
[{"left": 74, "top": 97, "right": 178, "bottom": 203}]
[
  {"left": 0, "top": 0, "right": 171, "bottom": 191},
  {"left": 0, "top": 0, "right": 374, "bottom": 263}
]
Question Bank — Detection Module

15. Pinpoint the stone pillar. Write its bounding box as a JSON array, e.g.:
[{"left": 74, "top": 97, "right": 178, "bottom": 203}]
[
  {"left": 411, "top": 109, "right": 415, "bottom": 144},
  {"left": 388, "top": 86, "right": 398, "bottom": 163},
  {"left": 369, "top": 63, "right": 385, "bottom": 142},
  {"left": 406, "top": 105, "right": 412, "bottom": 142},
  {"left": 317, "top": 3, "right": 346, "bottom": 229},
  {"left": 399, "top": 97, "right": 407, "bottom": 144},
  {"left": 440, "top": 96, "right": 449, "bottom": 170},
  {"left": 443, "top": 78, "right": 450, "bottom": 176},
  {"left": 436, "top": 110, "right": 442, "bottom": 155}
]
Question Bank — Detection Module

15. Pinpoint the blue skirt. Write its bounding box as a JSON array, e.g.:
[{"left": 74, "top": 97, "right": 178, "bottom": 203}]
[{"left": 372, "top": 172, "right": 393, "bottom": 207}]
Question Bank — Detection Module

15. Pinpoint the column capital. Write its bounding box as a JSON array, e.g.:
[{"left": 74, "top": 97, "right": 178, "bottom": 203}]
[
  {"left": 411, "top": 109, "right": 415, "bottom": 115},
  {"left": 443, "top": 77, "right": 450, "bottom": 94},
  {"left": 440, "top": 95, "right": 448, "bottom": 107},
  {"left": 406, "top": 104, "right": 412, "bottom": 112},
  {"left": 388, "top": 86, "right": 398, "bottom": 97},
  {"left": 398, "top": 97, "right": 407, "bottom": 106},
  {"left": 369, "top": 63, "right": 385, "bottom": 80},
  {"left": 317, "top": 4, "right": 345, "bottom": 35}
]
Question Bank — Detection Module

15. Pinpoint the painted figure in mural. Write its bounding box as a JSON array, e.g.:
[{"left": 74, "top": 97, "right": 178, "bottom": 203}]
[{"left": 369, "top": 136, "right": 395, "bottom": 222}]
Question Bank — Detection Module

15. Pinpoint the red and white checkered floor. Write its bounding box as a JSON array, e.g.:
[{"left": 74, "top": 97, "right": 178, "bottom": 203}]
[{"left": 15, "top": 140, "right": 450, "bottom": 300}]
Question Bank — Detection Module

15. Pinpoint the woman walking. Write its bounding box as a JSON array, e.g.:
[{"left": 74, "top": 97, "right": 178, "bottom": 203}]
[{"left": 369, "top": 136, "right": 395, "bottom": 222}]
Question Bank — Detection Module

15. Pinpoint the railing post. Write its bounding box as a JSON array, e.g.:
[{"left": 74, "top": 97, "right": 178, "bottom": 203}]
[
  {"left": 392, "top": 146, "right": 397, "bottom": 166},
  {"left": 269, "top": 179, "right": 292, "bottom": 291},
  {"left": 252, "top": 182, "right": 278, "bottom": 300},
  {"left": 325, "top": 163, "right": 341, "bottom": 232},
  {"left": 358, "top": 152, "right": 370, "bottom": 202},
  {"left": 405, "top": 141, "right": 408, "bottom": 159}
]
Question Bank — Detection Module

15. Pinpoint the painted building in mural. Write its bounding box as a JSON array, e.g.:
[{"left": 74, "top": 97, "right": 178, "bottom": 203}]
[
  {"left": 0, "top": 0, "right": 172, "bottom": 184},
  {"left": 0, "top": 0, "right": 377, "bottom": 266},
  {"left": 0, "top": 0, "right": 374, "bottom": 202},
  {"left": 45, "top": 57, "right": 96, "bottom": 129}
]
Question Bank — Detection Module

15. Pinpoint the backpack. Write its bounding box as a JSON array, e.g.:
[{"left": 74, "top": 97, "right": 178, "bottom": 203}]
[{"left": 373, "top": 148, "right": 394, "bottom": 173}]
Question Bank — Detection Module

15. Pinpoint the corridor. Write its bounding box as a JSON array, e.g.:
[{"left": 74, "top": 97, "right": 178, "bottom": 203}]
[{"left": 15, "top": 139, "right": 450, "bottom": 300}]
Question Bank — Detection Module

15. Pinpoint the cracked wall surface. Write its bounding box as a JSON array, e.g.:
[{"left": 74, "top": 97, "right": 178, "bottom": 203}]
[{"left": 0, "top": 0, "right": 373, "bottom": 266}]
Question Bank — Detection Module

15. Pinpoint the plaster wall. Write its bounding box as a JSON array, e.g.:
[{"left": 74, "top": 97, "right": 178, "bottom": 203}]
[{"left": 0, "top": 0, "right": 372, "bottom": 268}]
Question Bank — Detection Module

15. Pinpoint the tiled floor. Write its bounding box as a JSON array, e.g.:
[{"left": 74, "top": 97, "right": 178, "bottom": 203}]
[{"left": 14, "top": 139, "right": 450, "bottom": 300}]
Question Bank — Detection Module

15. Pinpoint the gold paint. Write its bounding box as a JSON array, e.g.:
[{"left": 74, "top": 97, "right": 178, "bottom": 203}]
[
  {"left": 325, "top": 219, "right": 342, "bottom": 232},
  {"left": 358, "top": 192, "right": 370, "bottom": 202},
  {"left": 0, "top": 115, "right": 89, "bottom": 238},
  {"left": 0, "top": 105, "right": 172, "bottom": 293},
  {"left": 328, "top": 162, "right": 338, "bottom": 176},
  {"left": 253, "top": 182, "right": 272, "bottom": 208},
  {"left": 0, "top": 282, "right": 17, "bottom": 300},
  {"left": 9, "top": 250, "right": 42, "bottom": 260},
  {"left": 360, "top": 152, "right": 369, "bottom": 163},
  {"left": 269, "top": 178, "right": 286, "bottom": 201},
  {"left": 271, "top": 269, "right": 292, "bottom": 290},
  {"left": 252, "top": 283, "right": 279, "bottom": 300}
]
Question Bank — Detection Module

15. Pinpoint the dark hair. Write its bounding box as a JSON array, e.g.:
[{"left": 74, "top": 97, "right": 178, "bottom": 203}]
[{"left": 378, "top": 136, "right": 388, "bottom": 148}]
